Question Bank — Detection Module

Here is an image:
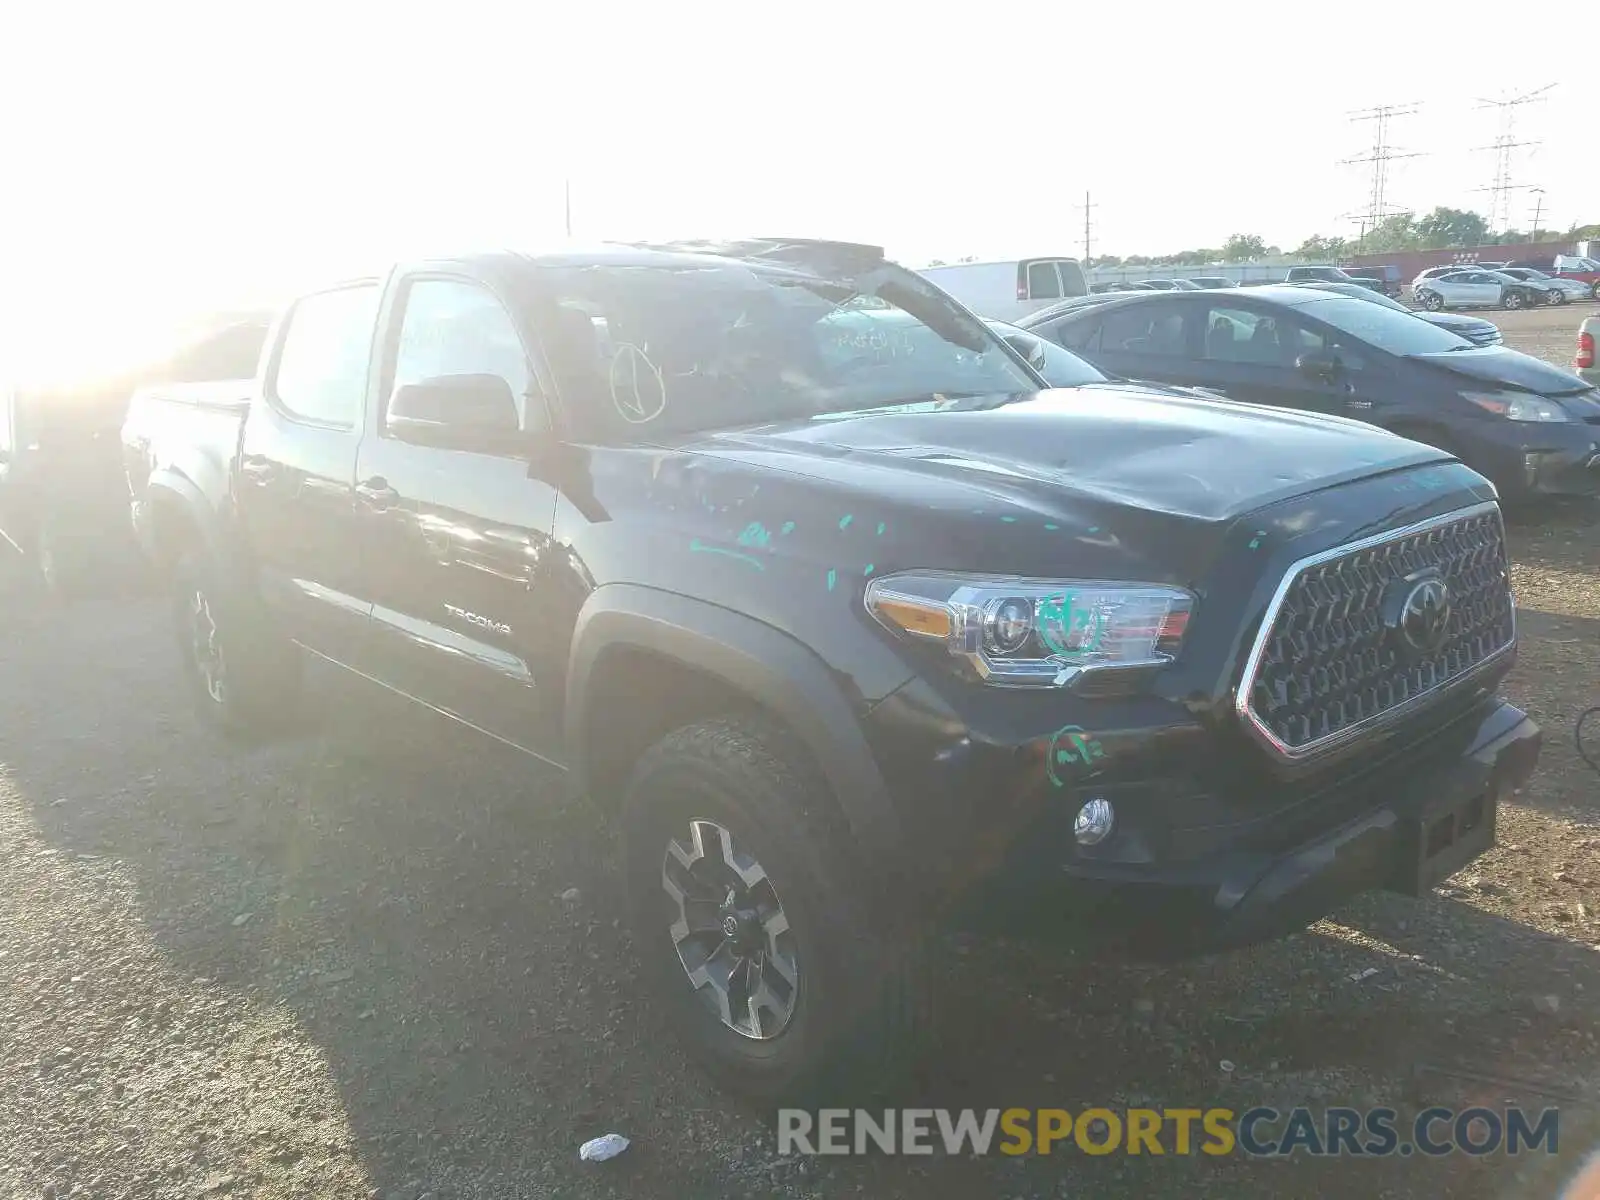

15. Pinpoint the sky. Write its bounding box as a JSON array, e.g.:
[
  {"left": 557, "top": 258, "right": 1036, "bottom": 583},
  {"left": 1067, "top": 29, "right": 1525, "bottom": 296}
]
[{"left": 1, "top": 0, "right": 1592, "bottom": 380}]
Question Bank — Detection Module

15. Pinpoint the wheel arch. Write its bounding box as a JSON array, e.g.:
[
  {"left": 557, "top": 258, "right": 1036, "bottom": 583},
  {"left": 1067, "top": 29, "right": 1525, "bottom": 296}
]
[{"left": 564, "top": 584, "right": 906, "bottom": 866}]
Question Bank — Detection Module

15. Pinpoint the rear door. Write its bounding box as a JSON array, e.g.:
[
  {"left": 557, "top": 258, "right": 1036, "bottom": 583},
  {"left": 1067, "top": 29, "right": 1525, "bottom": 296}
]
[
  {"left": 353, "top": 269, "right": 565, "bottom": 762},
  {"left": 1017, "top": 258, "right": 1085, "bottom": 316},
  {"left": 237, "top": 282, "right": 381, "bottom": 658},
  {"left": 1071, "top": 298, "right": 1196, "bottom": 383}
]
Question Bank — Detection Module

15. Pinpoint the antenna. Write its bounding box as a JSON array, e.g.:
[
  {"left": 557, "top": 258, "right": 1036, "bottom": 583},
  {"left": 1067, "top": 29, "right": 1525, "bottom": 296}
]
[
  {"left": 1341, "top": 104, "right": 1423, "bottom": 248},
  {"left": 1473, "top": 84, "right": 1555, "bottom": 232}
]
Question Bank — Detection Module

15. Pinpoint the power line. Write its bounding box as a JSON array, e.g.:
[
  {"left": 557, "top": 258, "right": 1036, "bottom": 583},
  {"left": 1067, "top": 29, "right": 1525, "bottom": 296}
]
[
  {"left": 1341, "top": 104, "right": 1423, "bottom": 248},
  {"left": 1472, "top": 84, "right": 1555, "bottom": 232},
  {"left": 1075, "top": 191, "right": 1097, "bottom": 263}
]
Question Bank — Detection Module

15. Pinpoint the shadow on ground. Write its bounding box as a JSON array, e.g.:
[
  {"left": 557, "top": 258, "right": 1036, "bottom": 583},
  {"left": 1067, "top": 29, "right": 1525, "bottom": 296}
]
[{"left": 2, "top": 573, "right": 1598, "bottom": 1199}]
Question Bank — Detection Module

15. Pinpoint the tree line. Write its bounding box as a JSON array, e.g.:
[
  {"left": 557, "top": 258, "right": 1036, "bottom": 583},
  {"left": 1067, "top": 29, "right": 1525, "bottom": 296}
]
[
  {"left": 923, "top": 210, "right": 1600, "bottom": 268},
  {"left": 1083, "top": 211, "right": 1600, "bottom": 268}
]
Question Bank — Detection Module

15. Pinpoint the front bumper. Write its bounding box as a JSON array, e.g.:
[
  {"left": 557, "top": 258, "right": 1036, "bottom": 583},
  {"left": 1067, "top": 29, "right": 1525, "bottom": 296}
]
[
  {"left": 950, "top": 700, "right": 1540, "bottom": 958},
  {"left": 1458, "top": 421, "right": 1600, "bottom": 499}
]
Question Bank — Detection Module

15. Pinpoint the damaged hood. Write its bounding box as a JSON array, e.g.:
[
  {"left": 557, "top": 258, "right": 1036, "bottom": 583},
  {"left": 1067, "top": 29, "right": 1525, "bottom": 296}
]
[{"left": 687, "top": 383, "right": 1441, "bottom": 522}]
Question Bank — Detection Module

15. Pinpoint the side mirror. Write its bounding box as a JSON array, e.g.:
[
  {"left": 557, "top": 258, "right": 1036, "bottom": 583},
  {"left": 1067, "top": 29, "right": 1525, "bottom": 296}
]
[
  {"left": 387, "top": 374, "right": 521, "bottom": 451},
  {"left": 999, "top": 331, "right": 1048, "bottom": 374},
  {"left": 1295, "top": 351, "right": 1340, "bottom": 381}
]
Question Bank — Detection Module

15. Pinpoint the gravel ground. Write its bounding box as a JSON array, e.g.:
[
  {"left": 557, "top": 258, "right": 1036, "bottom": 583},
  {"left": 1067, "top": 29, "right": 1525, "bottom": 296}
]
[{"left": 2, "top": 303, "right": 1598, "bottom": 1199}]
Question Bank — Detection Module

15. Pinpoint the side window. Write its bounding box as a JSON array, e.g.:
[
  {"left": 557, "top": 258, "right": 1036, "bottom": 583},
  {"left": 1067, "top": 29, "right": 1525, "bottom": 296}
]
[
  {"left": 389, "top": 279, "right": 536, "bottom": 430},
  {"left": 1051, "top": 316, "right": 1101, "bottom": 353},
  {"left": 1203, "top": 305, "right": 1295, "bottom": 365},
  {"left": 271, "top": 286, "right": 380, "bottom": 427},
  {"left": 1099, "top": 303, "right": 1189, "bottom": 357},
  {"left": 1025, "top": 261, "right": 1062, "bottom": 300}
]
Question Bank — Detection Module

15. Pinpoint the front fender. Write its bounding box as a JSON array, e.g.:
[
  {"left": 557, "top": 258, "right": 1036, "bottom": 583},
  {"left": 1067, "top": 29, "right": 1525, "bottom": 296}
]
[{"left": 564, "top": 583, "right": 909, "bottom": 866}]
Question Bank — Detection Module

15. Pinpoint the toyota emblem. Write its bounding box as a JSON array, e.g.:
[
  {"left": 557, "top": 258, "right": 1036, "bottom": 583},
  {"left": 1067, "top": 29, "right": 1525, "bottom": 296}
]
[{"left": 1398, "top": 576, "right": 1452, "bottom": 654}]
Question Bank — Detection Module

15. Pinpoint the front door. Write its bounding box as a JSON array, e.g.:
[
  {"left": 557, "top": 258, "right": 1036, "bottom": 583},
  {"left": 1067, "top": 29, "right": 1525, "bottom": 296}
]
[
  {"left": 1189, "top": 302, "right": 1368, "bottom": 420},
  {"left": 354, "top": 273, "right": 564, "bottom": 762},
  {"left": 237, "top": 283, "right": 381, "bottom": 658}
]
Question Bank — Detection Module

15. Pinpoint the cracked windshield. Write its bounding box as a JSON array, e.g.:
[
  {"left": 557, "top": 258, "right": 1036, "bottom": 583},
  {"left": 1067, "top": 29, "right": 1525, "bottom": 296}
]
[{"left": 3, "top": 3, "right": 1598, "bottom": 1198}]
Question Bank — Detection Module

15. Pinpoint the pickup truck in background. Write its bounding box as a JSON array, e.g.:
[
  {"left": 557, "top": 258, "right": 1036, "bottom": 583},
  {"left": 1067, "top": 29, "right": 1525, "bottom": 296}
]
[
  {"left": 3, "top": 316, "right": 269, "bottom": 593},
  {"left": 121, "top": 239, "right": 1540, "bottom": 1101}
]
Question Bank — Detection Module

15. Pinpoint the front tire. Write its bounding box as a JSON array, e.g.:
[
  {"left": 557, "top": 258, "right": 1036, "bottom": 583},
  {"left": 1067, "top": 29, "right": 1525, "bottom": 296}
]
[
  {"left": 1547, "top": 289, "right": 1568, "bottom": 306},
  {"left": 1420, "top": 290, "right": 1444, "bottom": 311},
  {"left": 172, "top": 552, "right": 300, "bottom": 738},
  {"left": 621, "top": 717, "right": 926, "bottom": 1103},
  {"left": 1504, "top": 289, "right": 1525, "bottom": 310},
  {"left": 1591, "top": 280, "right": 1600, "bottom": 301}
]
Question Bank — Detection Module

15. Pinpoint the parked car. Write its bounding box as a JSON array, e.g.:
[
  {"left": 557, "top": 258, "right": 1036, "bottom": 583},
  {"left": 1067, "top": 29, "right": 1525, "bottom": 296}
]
[
  {"left": 2, "top": 316, "right": 269, "bottom": 592},
  {"left": 122, "top": 238, "right": 1540, "bottom": 1100},
  {"left": 1510, "top": 255, "right": 1600, "bottom": 299},
  {"left": 1285, "top": 281, "right": 1504, "bottom": 346},
  {"left": 1411, "top": 270, "right": 1543, "bottom": 312},
  {"left": 1578, "top": 314, "right": 1599, "bottom": 385},
  {"left": 916, "top": 256, "right": 1087, "bottom": 320},
  {"left": 1493, "top": 267, "right": 1591, "bottom": 305},
  {"left": 1020, "top": 286, "right": 1600, "bottom": 501},
  {"left": 1188, "top": 276, "right": 1238, "bottom": 289},
  {"left": 1337, "top": 265, "right": 1403, "bottom": 297},
  {"left": 1284, "top": 265, "right": 1385, "bottom": 293}
]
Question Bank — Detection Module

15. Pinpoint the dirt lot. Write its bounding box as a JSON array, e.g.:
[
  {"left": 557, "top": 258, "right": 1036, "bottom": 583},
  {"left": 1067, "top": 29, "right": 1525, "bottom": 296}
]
[{"left": 2, "top": 302, "right": 1597, "bottom": 1200}]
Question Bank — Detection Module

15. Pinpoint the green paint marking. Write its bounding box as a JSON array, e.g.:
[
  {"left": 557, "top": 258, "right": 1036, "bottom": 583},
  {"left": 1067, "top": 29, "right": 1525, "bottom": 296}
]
[
  {"left": 838, "top": 514, "right": 854, "bottom": 530},
  {"left": 1044, "top": 523, "right": 1060, "bottom": 531},
  {"left": 688, "top": 539, "right": 766, "bottom": 571},
  {"left": 1000, "top": 516, "right": 1017, "bottom": 523},
  {"left": 1087, "top": 526, "right": 1100, "bottom": 535},
  {"left": 780, "top": 521, "right": 795, "bottom": 535},
  {"left": 736, "top": 521, "right": 773, "bottom": 549},
  {"left": 875, "top": 522, "right": 886, "bottom": 536},
  {"left": 1037, "top": 592, "right": 1108, "bottom": 657},
  {"left": 863, "top": 563, "right": 875, "bottom": 576},
  {"left": 1247, "top": 530, "right": 1267, "bottom": 550},
  {"left": 826, "top": 568, "right": 837, "bottom": 591},
  {"left": 1045, "top": 724, "right": 1106, "bottom": 788}
]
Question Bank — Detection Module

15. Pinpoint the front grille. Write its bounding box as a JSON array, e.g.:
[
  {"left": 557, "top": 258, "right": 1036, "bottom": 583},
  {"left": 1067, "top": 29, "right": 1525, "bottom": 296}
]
[{"left": 1239, "top": 504, "right": 1514, "bottom": 758}]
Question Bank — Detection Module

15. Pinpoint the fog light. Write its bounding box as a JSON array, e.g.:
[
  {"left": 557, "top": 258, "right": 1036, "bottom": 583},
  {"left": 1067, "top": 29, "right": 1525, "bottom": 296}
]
[{"left": 1074, "top": 797, "right": 1115, "bottom": 846}]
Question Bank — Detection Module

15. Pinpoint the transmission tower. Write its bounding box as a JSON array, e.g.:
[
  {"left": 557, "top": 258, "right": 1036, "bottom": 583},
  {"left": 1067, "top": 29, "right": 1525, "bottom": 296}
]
[
  {"left": 1472, "top": 84, "right": 1555, "bottom": 232},
  {"left": 1341, "top": 104, "right": 1423, "bottom": 245},
  {"left": 1075, "top": 191, "right": 1097, "bottom": 263}
]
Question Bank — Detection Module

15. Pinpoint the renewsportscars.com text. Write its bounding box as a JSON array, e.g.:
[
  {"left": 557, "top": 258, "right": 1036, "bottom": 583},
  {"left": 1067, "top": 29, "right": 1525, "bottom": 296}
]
[{"left": 777, "top": 1106, "right": 1560, "bottom": 1158}]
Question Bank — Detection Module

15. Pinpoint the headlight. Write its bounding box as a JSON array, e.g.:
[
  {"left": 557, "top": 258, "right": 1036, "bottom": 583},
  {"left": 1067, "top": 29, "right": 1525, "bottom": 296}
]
[
  {"left": 865, "top": 572, "right": 1193, "bottom": 687},
  {"left": 1463, "top": 391, "right": 1571, "bottom": 423}
]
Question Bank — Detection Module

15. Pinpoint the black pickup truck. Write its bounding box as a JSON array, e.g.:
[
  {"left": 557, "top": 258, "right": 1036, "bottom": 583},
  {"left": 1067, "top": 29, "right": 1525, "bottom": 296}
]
[{"left": 122, "top": 238, "right": 1541, "bottom": 1101}]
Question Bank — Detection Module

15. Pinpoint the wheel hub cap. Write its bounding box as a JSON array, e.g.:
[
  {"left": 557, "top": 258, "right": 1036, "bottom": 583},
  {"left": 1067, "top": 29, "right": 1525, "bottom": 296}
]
[{"left": 661, "top": 819, "right": 799, "bottom": 1040}]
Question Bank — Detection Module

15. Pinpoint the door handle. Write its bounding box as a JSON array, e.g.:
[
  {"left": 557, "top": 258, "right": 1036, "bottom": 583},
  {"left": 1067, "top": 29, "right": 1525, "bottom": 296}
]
[
  {"left": 356, "top": 476, "right": 400, "bottom": 509},
  {"left": 240, "top": 458, "right": 277, "bottom": 485}
]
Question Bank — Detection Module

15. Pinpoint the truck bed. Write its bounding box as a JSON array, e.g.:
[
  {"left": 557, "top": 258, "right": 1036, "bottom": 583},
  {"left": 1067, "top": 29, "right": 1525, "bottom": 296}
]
[{"left": 121, "top": 380, "right": 254, "bottom": 553}]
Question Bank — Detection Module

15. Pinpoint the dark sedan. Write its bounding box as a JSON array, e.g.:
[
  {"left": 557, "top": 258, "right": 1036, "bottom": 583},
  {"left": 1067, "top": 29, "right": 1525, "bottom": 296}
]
[{"left": 1019, "top": 286, "right": 1600, "bottom": 501}]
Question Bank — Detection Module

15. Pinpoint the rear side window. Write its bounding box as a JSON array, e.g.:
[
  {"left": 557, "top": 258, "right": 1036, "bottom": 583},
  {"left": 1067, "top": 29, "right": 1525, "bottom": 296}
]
[
  {"left": 1025, "top": 261, "right": 1062, "bottom": 300},
  {"left": 1098, "top": 302, "right": 1189, "bottom": 357},
  {"left": 270, "top": 285, "right": 380, "bottom": 427}
]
